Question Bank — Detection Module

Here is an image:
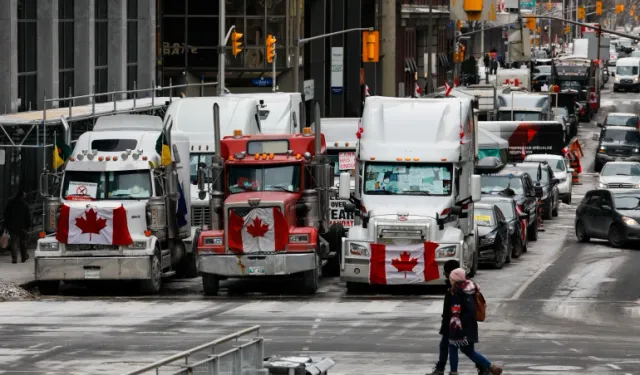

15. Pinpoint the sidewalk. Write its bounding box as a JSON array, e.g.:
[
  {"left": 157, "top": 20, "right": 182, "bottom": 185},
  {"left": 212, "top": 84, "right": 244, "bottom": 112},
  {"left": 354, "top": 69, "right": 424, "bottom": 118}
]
[{"left": 0, "top": 248, "right": 36, "bottom": 288}]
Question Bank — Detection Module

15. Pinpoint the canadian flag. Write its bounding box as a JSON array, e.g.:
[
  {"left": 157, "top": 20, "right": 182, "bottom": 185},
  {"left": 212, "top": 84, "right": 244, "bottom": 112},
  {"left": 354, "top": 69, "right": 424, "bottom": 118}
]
[
  {"left": 369, "top": 241, "right": 440, "bottom": 285},
  {"left": 228, "top": 207, "right": 289, "bottom": 253},
  {"left": 356, "top": 118, "right": 364, "bottom": 139},
  {"left": 56, "top": 205, "right": 133, "bottom": 245},
  {"left": 414, "top": 83, "right": 421, "bottom": 97},
  {"left": 444, "top": 81, "right": 452, "bottom": 97}
]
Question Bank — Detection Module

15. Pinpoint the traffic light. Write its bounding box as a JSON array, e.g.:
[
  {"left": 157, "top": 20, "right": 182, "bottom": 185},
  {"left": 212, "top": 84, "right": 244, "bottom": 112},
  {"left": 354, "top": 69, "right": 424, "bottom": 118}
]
[
  {"left": 231, "top": 30, "right": 243, "bottom": 57},
  {"left": 564, "top": 25, "right": 571, "bottom": 33},
  {"left": 526, "top": 17, "right": 536, "bottom": 31},
  {"left": 266, "top": 34, "right": 276, "bottom": 64},
  {"left": 456, "top": 20, "right": 464, "bottom": 30},
  {"left": 578, "top": 6, "right": 585, "bottom": 19},
  {"left": 362, "top": 31, "right": 380, "bottom": 63},
  {"left": 616, "top": 4, "right": 624, "bottom": 14},
  {"left": 595, "top": 1, "right": 602, "bottom": 15}
]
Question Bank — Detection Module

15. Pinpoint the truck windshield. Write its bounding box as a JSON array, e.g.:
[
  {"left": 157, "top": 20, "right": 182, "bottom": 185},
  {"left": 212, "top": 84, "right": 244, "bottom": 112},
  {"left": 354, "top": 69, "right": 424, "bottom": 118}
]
[
  {"left": 498, "top": 111, "right": 542, "bottom": 121},
  {"left": 62, "top": 170, "right": 152, "bottom": 200},
  {"left": 363, "top": 163, "right": 452, "bottom": 196},
  {"left": 190, "top": 153, "right": 212, "bottom": 184},
  {"left": 481, "top": 176, "right": 524, "bottom": 195},
  {"left": 227, "top": 164, "right": 301, "bottom": 193}
]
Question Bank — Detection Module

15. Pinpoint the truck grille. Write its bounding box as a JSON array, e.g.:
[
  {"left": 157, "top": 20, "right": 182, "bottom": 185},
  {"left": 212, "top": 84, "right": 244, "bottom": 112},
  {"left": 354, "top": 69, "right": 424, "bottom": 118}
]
[
  {"left": 621, "top": 79, "right": 633, "bottom": 84},
  {"left": 607, "top": 147, "right": 632, "bottom": 157},
  {"left": 229, "top": 206, "right": 279, "bottom": 218},
  {"left": 607, "top": 183, "right": 635, "bottom": 188},
  {"left": 191, "top": 206, "right": 211, "bottom": 228},
  {"left": 66, "top": 244, "right": 118, "bottom": 251}
]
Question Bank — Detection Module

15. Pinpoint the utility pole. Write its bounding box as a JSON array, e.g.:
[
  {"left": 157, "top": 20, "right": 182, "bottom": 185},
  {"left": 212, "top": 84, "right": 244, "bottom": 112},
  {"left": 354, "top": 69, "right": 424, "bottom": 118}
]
[
  {"left": 217, "top": 0, "right": 225, "bottom": 96},
  {"left": 596, "top": 25, "right": 602, "bottom": 107},
  {"left": 426, "top": 0, "right": 433, "bottom": 93},
  {"left": 292, "top": 0, "right": 302, "bottom": 92},
  {"left": 381, "top": 0, "right": 396, "bottom": 96}
]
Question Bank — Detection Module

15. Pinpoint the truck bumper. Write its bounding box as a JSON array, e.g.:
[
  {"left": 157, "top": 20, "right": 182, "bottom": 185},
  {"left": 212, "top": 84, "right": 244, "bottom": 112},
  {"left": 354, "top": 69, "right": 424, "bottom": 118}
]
[
  {"left": 340, "top": 260, "right": 448, "bottom": 285},
  {"left": 596, "top": 153, "right": 640, "bottom": 165},
  {"left": 197, "top": 252, "right": 316, "bottom": 277},
  {"left": 35, "top": 256, "right": 152, "bottom": 281}
]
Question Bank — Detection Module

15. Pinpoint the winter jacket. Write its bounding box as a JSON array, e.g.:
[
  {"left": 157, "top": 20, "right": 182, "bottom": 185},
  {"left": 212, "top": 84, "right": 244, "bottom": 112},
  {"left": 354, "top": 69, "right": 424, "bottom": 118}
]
[
  {"left": 450, "top": 283, "right": 479, "bottom": 343},
  {"left": 439, "top": 279, "right": 452, "bottom": 336},
  {"left": 3, "top": 196, "right": 31, "bottom": 234}
]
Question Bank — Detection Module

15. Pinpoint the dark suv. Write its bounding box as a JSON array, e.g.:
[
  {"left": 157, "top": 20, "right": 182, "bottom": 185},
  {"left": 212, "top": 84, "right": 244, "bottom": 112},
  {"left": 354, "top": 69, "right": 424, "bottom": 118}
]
[
  {"left": 508, "top": 162, "right": 560, "bottom": 219},
  {"left": 480, "top": 170, "right": 542, "bottom": 241},
  {"left": 595, "top": 125, "right": 640, "bottom": 172}
]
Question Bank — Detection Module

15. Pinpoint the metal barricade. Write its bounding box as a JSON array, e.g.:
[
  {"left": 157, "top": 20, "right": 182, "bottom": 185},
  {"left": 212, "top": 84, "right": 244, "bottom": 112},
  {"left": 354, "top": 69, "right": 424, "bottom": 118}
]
[{"left": 125, "top": 326, "right": 265, "bottom": 375}]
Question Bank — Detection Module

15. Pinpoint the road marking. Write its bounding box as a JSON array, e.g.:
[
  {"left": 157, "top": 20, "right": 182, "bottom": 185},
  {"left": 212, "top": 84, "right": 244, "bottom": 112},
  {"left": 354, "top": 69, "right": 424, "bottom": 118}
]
[
  {"left": 314, "top": 318, "right": 322, "bottom": 322},
  {"left": 27, "top": 344, "right": 45, "bottom": 349},
  {"left": 510, "top": 248, "right": 567, "bottom": 300},
  {"left": 607, "top": 364, "right": 622, "bottom": 370},
  {"left": 312, "top": 324, "right": 319, "bottom": 329},
  {"left": 302, "top": 347, "right": 309, "bottom": 351},
  {"left": 551, "top": 340, "right": 563, "bottom": 346},
  {"left": 309, "top": 330, "right": 316, "bottom": 336},
  {"left": 589, "top": 356, "right": 603, "bottom": 361}
]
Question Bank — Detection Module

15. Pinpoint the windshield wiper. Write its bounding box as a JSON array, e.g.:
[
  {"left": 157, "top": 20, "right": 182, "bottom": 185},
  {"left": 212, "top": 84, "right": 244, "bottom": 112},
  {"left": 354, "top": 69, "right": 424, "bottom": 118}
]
[
  {"left": 403, "top": 191, "right": 432, "bottom": 195},
  {"left": 367, "top": 190, "right": 393, "bottom": 195},
  {"left": 267, "top": 186, "right": 294, "bottom": 193},
  {"left": 109, "top": 193, "right": 133, "bottom": 198}
]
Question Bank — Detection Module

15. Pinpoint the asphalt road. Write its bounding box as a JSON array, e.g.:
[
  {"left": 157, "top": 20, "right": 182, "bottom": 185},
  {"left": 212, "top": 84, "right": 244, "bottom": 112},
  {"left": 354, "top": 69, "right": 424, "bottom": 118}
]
[{"left": 1, "top": 83, "right": 640, "bottom": 375}]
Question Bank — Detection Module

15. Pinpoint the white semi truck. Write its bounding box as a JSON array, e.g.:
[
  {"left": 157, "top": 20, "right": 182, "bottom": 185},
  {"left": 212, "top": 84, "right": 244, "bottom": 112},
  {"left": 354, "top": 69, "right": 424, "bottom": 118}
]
[
  {"left": 338, "top": 97, "right": 482, "bottom": 292},
  {"left": 36, "top": 114, "right": 191, "bottom": 294},
  {"left": 231, "top": 92, "right": 304, "bottom": 134}
]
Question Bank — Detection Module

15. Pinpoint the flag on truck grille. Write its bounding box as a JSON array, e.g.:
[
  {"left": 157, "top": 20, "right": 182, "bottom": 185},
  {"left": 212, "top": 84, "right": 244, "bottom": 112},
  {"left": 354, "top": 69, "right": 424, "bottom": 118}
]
[
  {"left": 369, "top": 241, "right": 440, "bottom": 285},
  {"left": 56, "top": 204, "right": 133, "bottom": 246},
  {"left": 155, "top": 130, "right": 171, "bottom": 166},
  {"left": 228, "top": 207, "right": 288, "bottom": 253}
]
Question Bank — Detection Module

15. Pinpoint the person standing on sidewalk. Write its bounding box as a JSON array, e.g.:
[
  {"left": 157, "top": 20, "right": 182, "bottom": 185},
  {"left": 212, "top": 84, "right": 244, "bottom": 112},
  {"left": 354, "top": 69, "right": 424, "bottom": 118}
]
[
  {"left": 447, "top": 268, "right": 503, "bottom": 375},
  {"left": 3, "top": 189, "right": 31, "bottom": 263}
]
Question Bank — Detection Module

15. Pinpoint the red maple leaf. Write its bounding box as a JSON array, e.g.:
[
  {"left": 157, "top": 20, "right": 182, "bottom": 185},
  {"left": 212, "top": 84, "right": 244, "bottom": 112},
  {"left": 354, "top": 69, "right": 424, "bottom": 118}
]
[
  {"left": 391, "top": 251, "right": 419, "bottom": 278},
  {"left": 75, "top": 208, "right": 107, "bottom": 241},
  {"left": 246, "top": 216, "right": 269, "bottom": 238}
]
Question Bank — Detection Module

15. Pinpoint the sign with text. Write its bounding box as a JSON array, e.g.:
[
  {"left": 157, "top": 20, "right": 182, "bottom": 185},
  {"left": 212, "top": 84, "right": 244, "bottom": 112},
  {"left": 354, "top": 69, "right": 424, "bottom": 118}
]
[
  {"left": 339, "top": 152, "right": 356, "bottom": 170},
  {"left": 68, "top": 181, "right": 98, "bottom": 198},
  {"left": 329, "top": 198, "right": 355, "bottom": 228},
  {"left": 331, "top": 47, "right": 344, "bottom": 94},
  {"left": 303, "top": 79, "right": 314, "bottom": 101}
]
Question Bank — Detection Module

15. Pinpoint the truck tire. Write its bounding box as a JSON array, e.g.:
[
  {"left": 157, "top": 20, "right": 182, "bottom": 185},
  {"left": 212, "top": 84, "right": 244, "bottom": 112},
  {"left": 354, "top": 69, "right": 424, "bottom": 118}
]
[
  {"left": 140, "top": 254, "right": 162, "bottom": 295},
  {"left": 322, "top": 223, "right": 344, "bottom": 277},
  {"left": 176, "top": 251, "right": 199, "bottom": 279},
  {"left": 202, "top": 273, "right": 220, "bottom": 296},
  {"left": 38, "top": 281, "right": 60, "bottom": 296},
  {"left": 301, "top": 256, "right": 319, "bottom": 294},
  {"left": 346, "top": 282, "right": 365, "bottom": 294}
]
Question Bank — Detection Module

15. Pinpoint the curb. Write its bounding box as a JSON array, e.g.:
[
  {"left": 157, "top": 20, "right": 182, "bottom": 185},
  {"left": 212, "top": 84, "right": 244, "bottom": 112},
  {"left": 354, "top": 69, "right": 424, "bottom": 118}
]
[{"left": 19, "top": 280, "right": 38, "bottom": 291}]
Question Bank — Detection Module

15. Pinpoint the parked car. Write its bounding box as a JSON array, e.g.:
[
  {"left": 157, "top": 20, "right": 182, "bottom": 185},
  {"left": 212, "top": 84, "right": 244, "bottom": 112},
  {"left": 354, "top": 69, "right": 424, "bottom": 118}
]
[
  {"left": 480, "top": 169, "right": 542, "bottom": 241},
  {"left": 594, "top": 126, "right": 640, "bottom": 172},
  {"left": 597, "top": 112, "right": 640, "bottom": 130},
  {"left": 480, "top": 196, "right": 529, "bottom": 258},
  {"left": 525, "top": 154, "right": 573, "bottom": 204},
  {"left": 475, "top": 203, "right": 511, "bottom": 269},
  {"left": 507, "top": 162, "right": 560, "bottom": 219},
  {"left": 575, "top": 189, "right": 640, "bottom": 247},
  {"left": 597, "top": 161, "right": 640, "bottom": 189}
]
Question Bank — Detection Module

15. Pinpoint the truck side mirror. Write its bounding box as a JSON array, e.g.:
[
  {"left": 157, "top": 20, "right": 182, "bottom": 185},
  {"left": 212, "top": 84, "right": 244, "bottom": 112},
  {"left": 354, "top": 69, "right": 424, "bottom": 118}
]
[
  {"left": 535, "top": 185, "right": 544, "bottom": 198},
  {"left": 197, "top": 167, "right": 206, "bottom": 192},
  {"left": 338, "top": 172, "right": 351, "bottom": 200},
  {"left": 470, "top": 174, "right": 482, "bottom": 202}
]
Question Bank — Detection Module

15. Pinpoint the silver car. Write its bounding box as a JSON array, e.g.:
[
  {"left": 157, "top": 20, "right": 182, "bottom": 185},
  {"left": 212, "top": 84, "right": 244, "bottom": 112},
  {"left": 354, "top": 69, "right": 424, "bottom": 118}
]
[{"left": 597, "top": 161, "right": 640, "bottom": 189}]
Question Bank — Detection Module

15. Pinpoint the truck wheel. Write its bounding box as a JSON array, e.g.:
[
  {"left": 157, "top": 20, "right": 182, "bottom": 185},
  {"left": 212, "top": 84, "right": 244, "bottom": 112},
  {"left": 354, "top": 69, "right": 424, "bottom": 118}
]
[
  {"left": 301, "top": 257, "right": 319, "bottom": 294},
  {"left": 140, "top": 254, "right": 162, "bottom": 295},
  {"left": 527, "top": 220, "right": 538, "bottom": 242},
  {"left": 202, "top": 273, "right": 219, "bottom": 296},
  {"left": 38, "top": 281, "right": 60, "bottom": 296},
  {"left": 176, "top": 251, "right": 199, "bottom": 279},
  {"left": 346, "top": 282, "right": 365, "bottom": 294},
  {"left": 322, "top": 223, "right": 344, "bottom": 277}
]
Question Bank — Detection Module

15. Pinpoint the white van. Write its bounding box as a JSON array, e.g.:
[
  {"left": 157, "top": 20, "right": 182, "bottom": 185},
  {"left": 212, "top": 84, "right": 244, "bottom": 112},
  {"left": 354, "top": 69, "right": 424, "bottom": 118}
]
[{"left": 614, "top": 57, "right": 640, "bottom": 92}]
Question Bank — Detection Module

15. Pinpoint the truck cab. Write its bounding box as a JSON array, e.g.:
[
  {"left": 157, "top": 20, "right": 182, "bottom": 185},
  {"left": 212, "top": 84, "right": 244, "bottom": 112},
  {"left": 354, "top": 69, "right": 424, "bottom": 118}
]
[
  {"left": 36, "top": 115, "right": 191, "bottom": 295},
  {"left": 338, "top": 97, "right": 482, "bottom": 292},
  {"left": 497, "top": 92, "right": 552, "bottom": 122},
  {"left": 231, "top": 92, "right": 304, "bottom": 134}
]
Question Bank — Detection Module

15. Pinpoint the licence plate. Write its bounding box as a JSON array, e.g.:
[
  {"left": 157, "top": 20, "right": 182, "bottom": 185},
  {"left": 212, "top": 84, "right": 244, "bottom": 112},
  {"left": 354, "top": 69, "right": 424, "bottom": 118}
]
[
  {"left": 84, "top": 270, "right": 100, "bottom": 279},
  {"left": 247, "top": 266, "right": 265, "bottom": 275}
]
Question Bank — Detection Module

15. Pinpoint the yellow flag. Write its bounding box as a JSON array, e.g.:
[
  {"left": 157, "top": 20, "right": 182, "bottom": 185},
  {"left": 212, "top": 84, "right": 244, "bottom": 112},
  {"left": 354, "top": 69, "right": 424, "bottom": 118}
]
[
  {"left": 52, "top": 147, "right": 65, "bottom": 169},
  {"left": 161, "top": 144, "right": 171, "bottom": 166}
]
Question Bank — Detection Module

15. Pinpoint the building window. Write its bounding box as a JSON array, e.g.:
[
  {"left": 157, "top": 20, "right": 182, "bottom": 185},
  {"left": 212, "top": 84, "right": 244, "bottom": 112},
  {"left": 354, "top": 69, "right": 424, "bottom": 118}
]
[
  {"left": 17, "top": 0, "right": 37, "bottom": 112},
  {"left": 59, "top": 0, "right": 74, "bottom": 107},
  {"left": 95, "top": 1, "right": 109, "bottom": 103},
  {"left": 127, "top": 0, "right": 139, "bottom": 97}
]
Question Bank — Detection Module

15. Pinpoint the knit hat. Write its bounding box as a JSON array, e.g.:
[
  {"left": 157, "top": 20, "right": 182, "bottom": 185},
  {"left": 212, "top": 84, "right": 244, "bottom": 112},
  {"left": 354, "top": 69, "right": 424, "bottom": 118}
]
[{"left": 449, "top": 268, "right": 467, "bottom": 283}]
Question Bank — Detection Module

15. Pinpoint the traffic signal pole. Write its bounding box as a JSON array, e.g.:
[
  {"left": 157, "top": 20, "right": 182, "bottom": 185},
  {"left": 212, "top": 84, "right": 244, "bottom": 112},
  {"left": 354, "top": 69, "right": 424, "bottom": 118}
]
[{"left": 217, "top": 0, "right": 226, "bottom": 96}]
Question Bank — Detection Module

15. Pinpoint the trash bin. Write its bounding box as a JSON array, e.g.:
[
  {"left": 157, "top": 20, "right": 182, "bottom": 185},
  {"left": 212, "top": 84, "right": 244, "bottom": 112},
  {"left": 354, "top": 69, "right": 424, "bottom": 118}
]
[{"left": 263, "top": 355, "right": 336, "bottom": 375}]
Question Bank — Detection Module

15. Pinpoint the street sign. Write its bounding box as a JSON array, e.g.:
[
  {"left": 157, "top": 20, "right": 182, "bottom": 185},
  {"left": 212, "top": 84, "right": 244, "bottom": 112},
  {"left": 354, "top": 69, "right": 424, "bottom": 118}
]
[
  {"left": 331, "top": 47, "right": 344, "bottom": 94},
  {"left": 251, "top": 78, "right": 273, "bottom": 87},
  {"left": 303, "top": 79, "right": 314, "bottom": 101},
  {"left": 450, "top": 0, "right": 498, "bottom": 20}
]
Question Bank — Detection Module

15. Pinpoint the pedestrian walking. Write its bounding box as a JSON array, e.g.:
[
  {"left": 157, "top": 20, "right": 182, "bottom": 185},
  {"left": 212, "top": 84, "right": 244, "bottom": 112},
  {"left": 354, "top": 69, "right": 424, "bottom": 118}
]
[
  {"left": 447, "top": 268, "right": 503, "bottom": 375},
  {"left": 3, "top": 189, "right": 31, "bottom": 264},
  {"left": 490, "top": 59, "right": 498, "bottom": 75},
  {"left": 428, "top": 259, "right": 460, "bottom": 375},
  {"left": 483, "top": 54, "right": 490, "bottom": 74}
]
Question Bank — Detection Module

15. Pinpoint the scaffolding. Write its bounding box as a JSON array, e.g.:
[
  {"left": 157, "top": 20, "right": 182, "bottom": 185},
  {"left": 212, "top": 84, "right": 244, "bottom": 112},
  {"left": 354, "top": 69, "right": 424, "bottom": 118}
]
[{"left": 0, "top": 80, "right": 216, "bottom": 233}]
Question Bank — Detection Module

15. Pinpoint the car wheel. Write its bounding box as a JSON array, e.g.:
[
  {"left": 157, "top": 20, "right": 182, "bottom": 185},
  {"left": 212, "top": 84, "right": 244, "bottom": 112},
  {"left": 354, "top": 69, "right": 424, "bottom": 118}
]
[
  {"left": 512, "top": 235, "right": 523, "bottom": 259},
  {"left": 552, "top": 194, "right": 559, "bottom": 217},
  {"left": 527, "top": 219, "right": 538, "bottom": 241},
  {"left": 562, "top": 193, "right": 571, "bottom": 205},
  {"left": 543, "top": 200, "right": 553, "bottom": 220},
  {"left": 202, "top": 273, "right": 220, "bottom": 296},
  {"left": 493, "top": 241, "right": 506, "bottom": 269},
  {"left": 608, "top": 224, "right": 626, "bottom": 248},
  {"left": 575, "top": 220, "right": 590, "bottom": 242}
]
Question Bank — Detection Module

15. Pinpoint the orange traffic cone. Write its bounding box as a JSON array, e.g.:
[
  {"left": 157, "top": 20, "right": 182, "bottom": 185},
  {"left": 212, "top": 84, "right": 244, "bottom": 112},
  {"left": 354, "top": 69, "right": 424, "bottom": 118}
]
[{"left": 570, "top": 151, "right": 582, "bottom": 185}]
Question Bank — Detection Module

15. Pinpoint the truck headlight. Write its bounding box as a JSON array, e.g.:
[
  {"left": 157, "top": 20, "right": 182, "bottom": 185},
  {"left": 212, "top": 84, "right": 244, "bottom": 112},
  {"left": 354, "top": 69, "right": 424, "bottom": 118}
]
[
  {"left": 622, "top": 216, "right": 639, "bottom": 226},
  {"left": 480, "top": 237, "right": 495, "bottom": 247},
  {"left": 40, "top": 242, "right": 59, "bottom": 251},
  {"left": 289, "top": 234, "right": 309, "bottom": 243},
  {"left": 598, "top": 182, "right": 606, "bottom": 189},
  {"left": 128, "top": 241, "right": 147, "bottom": 249},
  {"left": 349, "top": 242, "right": 369, "bottom": 257},
  {"left": 203, "top": 237, "right": 223, "bottom": 246},
  {"left": 436, "top": 246, "right": 457, "bottom": 258}
]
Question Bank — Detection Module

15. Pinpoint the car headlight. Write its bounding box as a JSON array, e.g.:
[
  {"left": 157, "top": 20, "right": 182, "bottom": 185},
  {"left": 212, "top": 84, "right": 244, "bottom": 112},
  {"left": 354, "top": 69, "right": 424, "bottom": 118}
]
[
  {"left": 615, "top": 76, "right": 620, "bottom": 82},
  {"left": 479, "top": 236, "right": 495, "bottom": 247},
  {"left": 289, "top": 234, "right": 309, "bottom": 243},
  {"left": 634, "top": 77, "right": 639, "bottom": 82},
  {"left": 128, "top": 240, "right": 147, "bottom": 249},
  {"left": 599, "top": 147, "right": 606, "bottom": 153},
  {"left": 559, "top": 177, "right": 567, "bottom": 183},
  {"left": 634, "top": 148, "right": 640, "bottom": 153},
  {"left": 349, "top": 242, "right": 369, "bottom": 257},
  {"left": 40, "top": 242, "right": 59, "bottom": 251},
  {"left": 436, "top": 245, "right": 457, "bottom": 258},
  {"left": 622, "top": 216, "right": 639, "bottom": 226},
  {"left": 203, "top": 237, "right": 223, "bottom": 246},
  {"left": 598, "top": 182, "right": 606, "bottom": 189}
]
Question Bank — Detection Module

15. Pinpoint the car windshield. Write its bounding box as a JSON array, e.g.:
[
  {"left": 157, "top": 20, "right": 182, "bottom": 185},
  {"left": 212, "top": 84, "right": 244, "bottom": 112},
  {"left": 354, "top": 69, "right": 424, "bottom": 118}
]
[
  {"left": 602, "top": 129, "right": 640, "bottom": 143},
  {"left": 518, "top": 165, "right": 550, "bottom": 183},
  {"left": 327, "top": 149, "right": 356, "bottom": 177},
  {"left": 492, "top": 201, "right": 515, "bottom": 220},
  {"left": 227, "top": 164, "right": 301, "bottom": 193},
  {"left": 601, "top": 163, "right": 640, "bottom": 176},
  {"left": 605, "top": 116, "right": 638, "bottom": 127},
  {"left": 62, "top": 170, "right": 152, "bottom": 200},
  {"left": 481, "top": 175, "right": 524, "bottom": 195},
  {"left": 614, "top": 195, "right": 640, "bottom": 210},
  {"left": 536, "top": 66, "right": 552, "bottom": 74},
  {"left": 363, "top": 163, "right": 452, "bottom": 196},
  {"left": 474, "top": 208, "right": 496, "bottom": 227},
  {"left": 190, "top": 153, "right": 213, "bottom": 184},
  {"left": 498, "top": 111, "right": 542, "bottom": 121},
  {"left": 631, "top": 51, "right": 640, "bottom": 57},
  {"left": 617, "top": 66, "right": 639, "bottom": 75}
]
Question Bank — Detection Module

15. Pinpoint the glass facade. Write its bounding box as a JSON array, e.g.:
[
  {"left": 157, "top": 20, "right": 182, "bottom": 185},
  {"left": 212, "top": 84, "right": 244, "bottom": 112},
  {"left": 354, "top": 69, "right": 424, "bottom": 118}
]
[
  {"left": 95, "top": 0, "right": 109, "bottom": 102},
  {"left": 127, "top": 0, "right": 139, "bottom": 98},
  {"left": 59, "top": 0, "right": 74, "bottom": 107},
  {"left": 17, "top": 0, "right": 37, "bottom": 112}
]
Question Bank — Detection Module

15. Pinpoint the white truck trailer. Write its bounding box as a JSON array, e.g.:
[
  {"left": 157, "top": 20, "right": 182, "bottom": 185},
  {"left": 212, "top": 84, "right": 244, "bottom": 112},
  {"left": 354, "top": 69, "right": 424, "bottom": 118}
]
[
  {"left": 36, "top": 114, "right": 191, "bottom": 294},
  {"left": 338, "top": 97, "right": 482, "bottom": 292},
  {"left": 231, "top": 92, "right": 304, "bottom": 134}
]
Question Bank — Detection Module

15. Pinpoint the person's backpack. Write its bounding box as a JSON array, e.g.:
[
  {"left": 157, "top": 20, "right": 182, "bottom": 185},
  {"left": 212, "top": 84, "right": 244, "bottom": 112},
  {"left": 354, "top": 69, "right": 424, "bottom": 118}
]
[{"left": 475, "top": 289, "right": 487, "bottom": 322}]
